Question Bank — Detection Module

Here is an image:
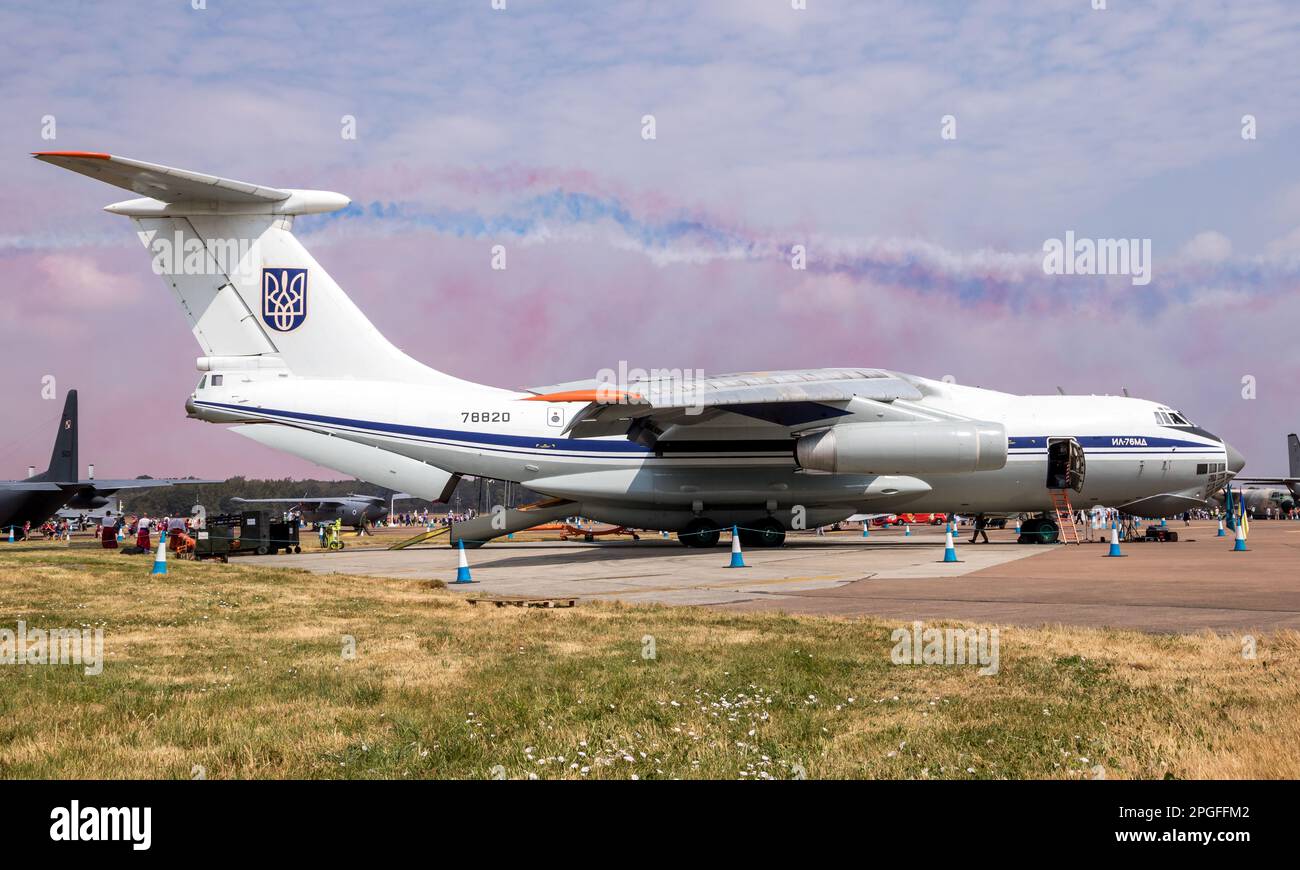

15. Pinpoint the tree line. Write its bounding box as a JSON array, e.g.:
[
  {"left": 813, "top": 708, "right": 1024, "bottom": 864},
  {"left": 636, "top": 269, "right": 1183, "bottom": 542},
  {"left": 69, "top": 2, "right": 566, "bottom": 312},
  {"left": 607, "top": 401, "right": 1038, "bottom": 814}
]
[{"left": 118, "top": 476, "right": 541, "bottom": 517}]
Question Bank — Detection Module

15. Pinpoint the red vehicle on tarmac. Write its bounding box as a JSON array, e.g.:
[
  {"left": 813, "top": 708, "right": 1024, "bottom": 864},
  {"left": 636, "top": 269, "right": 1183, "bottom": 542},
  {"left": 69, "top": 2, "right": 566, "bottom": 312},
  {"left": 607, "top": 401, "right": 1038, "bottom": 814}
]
[{"left": 872, "top": 512, "right": 949, "bottom": 527}]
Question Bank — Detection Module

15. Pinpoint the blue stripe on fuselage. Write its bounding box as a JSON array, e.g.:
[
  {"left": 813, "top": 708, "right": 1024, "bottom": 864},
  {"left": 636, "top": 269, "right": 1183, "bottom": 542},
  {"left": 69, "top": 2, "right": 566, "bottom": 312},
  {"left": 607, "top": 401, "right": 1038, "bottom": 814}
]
[
  {"left": 1008, "top": 435, "right": 1219, "bottom": 449},
  {"left": 196, "top": 401, "right": 651, "bottom": 455}
]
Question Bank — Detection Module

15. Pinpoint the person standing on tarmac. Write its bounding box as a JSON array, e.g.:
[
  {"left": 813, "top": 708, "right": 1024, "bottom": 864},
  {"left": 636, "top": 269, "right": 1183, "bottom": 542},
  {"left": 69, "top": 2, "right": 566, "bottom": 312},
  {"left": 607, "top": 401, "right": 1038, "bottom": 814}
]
[{"left": 969, "top": 514, "right": 990, "bottom": 544}]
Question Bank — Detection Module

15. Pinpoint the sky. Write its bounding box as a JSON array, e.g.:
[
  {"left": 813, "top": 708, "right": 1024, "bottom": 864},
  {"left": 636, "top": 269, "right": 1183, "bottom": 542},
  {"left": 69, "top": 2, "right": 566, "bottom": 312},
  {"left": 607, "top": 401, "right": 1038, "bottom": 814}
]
[{"left": 1, "top": 0, "right": 1298, "bottom": 479}]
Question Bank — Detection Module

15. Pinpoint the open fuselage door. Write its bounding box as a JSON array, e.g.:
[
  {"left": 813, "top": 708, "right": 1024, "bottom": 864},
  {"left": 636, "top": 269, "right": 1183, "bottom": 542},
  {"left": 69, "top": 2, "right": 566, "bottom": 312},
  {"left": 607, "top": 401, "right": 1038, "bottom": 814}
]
[
  {"left": 1044, "top": 437, "right": 1086, "bottom": 544},
  {"left": 1046, "top": 437, "right": 1086, "bottom": 492}
]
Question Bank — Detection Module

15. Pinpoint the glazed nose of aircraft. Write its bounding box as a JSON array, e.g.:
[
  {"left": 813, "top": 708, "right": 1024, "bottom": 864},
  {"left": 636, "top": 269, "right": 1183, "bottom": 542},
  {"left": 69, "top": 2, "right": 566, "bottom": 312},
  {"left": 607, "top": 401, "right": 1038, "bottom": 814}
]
[{"left": 1225, "top": 441, "right": 1246, "bottom": 475}]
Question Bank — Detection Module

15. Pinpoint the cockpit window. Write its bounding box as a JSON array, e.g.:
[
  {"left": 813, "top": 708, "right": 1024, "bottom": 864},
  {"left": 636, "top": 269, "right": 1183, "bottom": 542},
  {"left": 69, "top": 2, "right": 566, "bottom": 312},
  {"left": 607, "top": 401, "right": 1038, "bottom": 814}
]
[
  {"left": 1156, "top": 409, "right": 1192, "bottom": 426},
  {"left": 198, "top": 375, "right": 207, "bottom": 390}
]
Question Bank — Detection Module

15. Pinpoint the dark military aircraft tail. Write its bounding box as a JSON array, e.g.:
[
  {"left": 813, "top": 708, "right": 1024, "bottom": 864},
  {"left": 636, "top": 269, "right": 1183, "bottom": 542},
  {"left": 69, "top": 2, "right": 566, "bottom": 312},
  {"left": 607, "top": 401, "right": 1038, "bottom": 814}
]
[
  {"left": 1289, "top": 433, "right": 1299, "bottom": 479},
  {"left": 30, "top": 390, "right": 77, "bottom": 483}
]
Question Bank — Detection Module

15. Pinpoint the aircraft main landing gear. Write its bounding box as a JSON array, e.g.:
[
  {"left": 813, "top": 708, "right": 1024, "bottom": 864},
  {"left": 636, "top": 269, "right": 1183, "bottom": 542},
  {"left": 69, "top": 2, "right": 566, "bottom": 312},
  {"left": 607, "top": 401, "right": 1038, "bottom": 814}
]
[
  {"left": 680, "top": 518, "right": 722, "bottom": 548},
  {"left": 739, "top": 518, "right": 786, "bottom": 547},
  {"left": 1017, "top": 517, "right": 1060, "bottom": 544}
]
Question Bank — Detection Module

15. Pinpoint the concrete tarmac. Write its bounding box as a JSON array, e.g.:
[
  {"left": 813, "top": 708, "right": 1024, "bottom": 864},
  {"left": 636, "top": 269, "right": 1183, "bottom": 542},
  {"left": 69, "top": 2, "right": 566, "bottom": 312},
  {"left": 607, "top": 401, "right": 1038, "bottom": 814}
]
[
  {"left": 247, "top": 520, "right": 1300, "bottom": 632},
  {"left": 249, "top": 525, "right": 1040, "bottom": 607},
  {"left": 723, "top": 519, "right": 1300, "bottom": 632}
]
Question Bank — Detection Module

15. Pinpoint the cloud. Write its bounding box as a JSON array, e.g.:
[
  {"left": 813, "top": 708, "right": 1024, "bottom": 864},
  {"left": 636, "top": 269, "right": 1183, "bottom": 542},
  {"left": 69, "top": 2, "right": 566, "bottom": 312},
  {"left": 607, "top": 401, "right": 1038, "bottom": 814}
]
[
  {"left": 1265, "top": 226, "right": 1300, "bottom": 259},
  {"left": 1180, "top": 231, "right": 1233, "bottom": 263}
]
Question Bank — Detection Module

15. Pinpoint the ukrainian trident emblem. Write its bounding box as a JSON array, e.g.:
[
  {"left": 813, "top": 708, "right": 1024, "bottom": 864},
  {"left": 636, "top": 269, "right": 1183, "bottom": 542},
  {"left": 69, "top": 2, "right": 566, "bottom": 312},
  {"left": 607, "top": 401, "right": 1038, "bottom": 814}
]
[{"left": 261, "top": 267, "right": 308, "bottom": 332}]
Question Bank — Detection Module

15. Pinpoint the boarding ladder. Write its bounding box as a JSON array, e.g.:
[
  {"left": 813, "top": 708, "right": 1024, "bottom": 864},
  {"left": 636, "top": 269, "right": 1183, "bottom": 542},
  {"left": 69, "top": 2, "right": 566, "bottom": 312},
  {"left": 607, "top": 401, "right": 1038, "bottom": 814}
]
[{"left": 1049, "top": 489, "right": 1082, "bottom": 544}]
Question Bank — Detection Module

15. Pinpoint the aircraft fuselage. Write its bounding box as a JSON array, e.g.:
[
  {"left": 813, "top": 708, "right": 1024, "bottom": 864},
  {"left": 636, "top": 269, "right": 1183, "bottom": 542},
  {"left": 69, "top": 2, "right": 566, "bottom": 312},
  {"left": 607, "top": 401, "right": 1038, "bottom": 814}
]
[{"left": 188, "top": 372, "right": 1234, "bottom": 529}]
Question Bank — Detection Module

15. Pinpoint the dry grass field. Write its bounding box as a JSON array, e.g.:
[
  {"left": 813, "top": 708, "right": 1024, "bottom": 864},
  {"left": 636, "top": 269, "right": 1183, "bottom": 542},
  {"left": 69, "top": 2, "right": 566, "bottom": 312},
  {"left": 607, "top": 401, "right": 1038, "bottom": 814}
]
[{"left": 0, "top": 542, "right": 1296, "bottom": 779}]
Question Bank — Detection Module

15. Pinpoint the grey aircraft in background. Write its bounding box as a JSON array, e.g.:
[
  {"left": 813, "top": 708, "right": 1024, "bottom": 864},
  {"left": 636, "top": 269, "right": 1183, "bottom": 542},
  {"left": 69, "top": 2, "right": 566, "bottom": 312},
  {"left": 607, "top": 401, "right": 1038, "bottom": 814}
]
[
  {"left": 0, "top": 390, "right": 206, "bottom": 533},
  {"left": 1215, "top": 433, "right": 1300, "bottom": 516},
  {"left": 230, "top": 494, "right": 390, "bottom": 530}
]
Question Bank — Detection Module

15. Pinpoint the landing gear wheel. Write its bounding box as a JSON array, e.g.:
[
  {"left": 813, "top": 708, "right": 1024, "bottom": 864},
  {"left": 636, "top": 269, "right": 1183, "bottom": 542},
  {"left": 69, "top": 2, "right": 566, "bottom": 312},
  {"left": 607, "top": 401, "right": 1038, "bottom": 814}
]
[
  {"left": 1018, "top": 517, "right": 1042, "bottom": 544},
  {"left": 1037, "top": 519, "right": 1060, "bottom": 544},
  {"left": 680, "top": 518, "right": 721, "bottom": 548},
  {"left": 740, "top": 518, "right": 786, "bottom": 548}
]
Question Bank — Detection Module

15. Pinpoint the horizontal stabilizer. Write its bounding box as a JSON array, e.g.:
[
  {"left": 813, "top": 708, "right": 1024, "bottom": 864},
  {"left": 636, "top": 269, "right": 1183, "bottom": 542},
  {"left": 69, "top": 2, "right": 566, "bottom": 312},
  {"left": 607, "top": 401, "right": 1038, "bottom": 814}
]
[{"left": 33, "top": 151, "right": 290, "bottom": 205}]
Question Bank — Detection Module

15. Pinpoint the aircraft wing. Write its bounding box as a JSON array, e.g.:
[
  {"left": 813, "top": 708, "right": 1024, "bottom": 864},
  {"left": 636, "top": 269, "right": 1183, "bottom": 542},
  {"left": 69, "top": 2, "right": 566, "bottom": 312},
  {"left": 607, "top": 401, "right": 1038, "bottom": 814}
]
[
  {"left": 1231, "top": 477, "right": 1300, "bottom": 486},
  {"left": 231, "top": 497, "right": 349, "bottom": 509},
  {"left": 0, "top": 481, "right": 64, "bottom": 491},
  {"left": 68, "top": 479, "right": 221, "bottom": 493},
  {"left": 524, "top": 368, "right": 925, "bottom": 438}
]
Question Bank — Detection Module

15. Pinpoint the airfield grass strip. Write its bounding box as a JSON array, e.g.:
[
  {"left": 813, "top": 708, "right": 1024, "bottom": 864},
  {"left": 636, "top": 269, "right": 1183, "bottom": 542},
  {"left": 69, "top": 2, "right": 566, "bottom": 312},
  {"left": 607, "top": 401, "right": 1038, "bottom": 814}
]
[{"left": 0, "top": 545, "right": 1296, "bottom": 779}]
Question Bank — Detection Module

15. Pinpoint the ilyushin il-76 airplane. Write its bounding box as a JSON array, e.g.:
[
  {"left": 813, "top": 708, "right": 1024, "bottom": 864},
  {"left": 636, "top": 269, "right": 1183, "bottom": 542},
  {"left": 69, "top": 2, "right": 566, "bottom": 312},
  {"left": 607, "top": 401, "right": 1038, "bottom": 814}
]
[{"left": 36, "top": 152, "right": 1245, "bottom": 547}]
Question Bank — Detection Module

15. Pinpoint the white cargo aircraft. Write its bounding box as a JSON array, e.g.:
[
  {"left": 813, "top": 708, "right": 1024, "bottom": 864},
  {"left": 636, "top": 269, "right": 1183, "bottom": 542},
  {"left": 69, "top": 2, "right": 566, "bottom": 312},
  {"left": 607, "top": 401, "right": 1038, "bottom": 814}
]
[{"left": 35, "top": 152, "right": 1244, "bottom": 547}]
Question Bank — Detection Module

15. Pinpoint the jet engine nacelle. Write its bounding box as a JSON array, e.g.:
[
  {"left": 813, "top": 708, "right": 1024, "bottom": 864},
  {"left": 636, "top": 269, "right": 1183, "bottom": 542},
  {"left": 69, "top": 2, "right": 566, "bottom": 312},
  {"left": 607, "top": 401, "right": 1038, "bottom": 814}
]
[
  {"left": 795, "top": 421, "right": 1007, "bottom": 475},
  {"left": 64, "top": 492, "right": 111, "bottom": 510}
]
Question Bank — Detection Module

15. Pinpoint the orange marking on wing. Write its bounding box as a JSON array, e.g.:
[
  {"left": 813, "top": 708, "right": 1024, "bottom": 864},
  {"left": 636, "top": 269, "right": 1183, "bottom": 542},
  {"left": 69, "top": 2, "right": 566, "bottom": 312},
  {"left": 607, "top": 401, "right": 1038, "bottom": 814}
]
[
  {"left": 522, "top": 389, "right": 643, "bottom": 403},
  {"left": 32, "top": 151, "right": 111, "bottom": 160}
]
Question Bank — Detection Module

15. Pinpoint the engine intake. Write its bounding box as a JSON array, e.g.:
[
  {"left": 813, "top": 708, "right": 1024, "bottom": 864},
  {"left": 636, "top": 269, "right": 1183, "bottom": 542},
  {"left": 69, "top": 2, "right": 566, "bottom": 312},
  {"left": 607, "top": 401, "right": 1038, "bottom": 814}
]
[{"left": 795, "top": 421, "right": 1007, "bottom": 474}]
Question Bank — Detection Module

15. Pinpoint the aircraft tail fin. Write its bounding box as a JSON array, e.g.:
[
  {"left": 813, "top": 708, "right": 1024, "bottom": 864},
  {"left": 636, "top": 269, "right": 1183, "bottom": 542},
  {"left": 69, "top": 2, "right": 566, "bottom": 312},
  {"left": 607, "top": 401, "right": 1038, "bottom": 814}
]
[
  {"left": 34, "top": 152, "right": 477, "bottom": 388},
  {"left": 1289, "top": 433, "right": 1299, "bottom": 478},
  {"left": 33, "top": 390, "right": 77, "bottom": 483}
]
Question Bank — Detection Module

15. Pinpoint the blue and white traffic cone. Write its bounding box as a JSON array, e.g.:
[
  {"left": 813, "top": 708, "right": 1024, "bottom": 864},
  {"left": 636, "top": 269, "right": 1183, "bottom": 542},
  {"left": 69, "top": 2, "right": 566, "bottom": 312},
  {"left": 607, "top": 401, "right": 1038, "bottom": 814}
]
[
  {"left": 904, "top": 525, "right": 911, "bottom": 537},
  {"left": 6, "top": 526, "right": 12, "bottom": 543},
  {"left": 662, "top": 530, "right": 669, "bottom": 539},
  {"left": 151, "top": 538, "right": 168, "bottom": 575},
  {"left": 942, "top": 527, "right": 959, "bottom": 562},
  {"left": 1232, "top": 520, "right": 1248, "bottom": 552},
  {"left": 116, "top": 529, "right": 123, "bottom": 544},
  {"left": 1106, "top": 521, "right": 1124, "bottom": 557},
  {"left": 862, "top": 523, "right": 870, "bottom": 538},
  {"left": 1217, "top": 519, "right": 1226, "bottom": 537},
  {"left": 728, "top": 525, "right": 746, "bottom": 568},
  {"left": 1160, "top": 517, "right": 1167, "bottom": 528},
  {"left": 1014, "top": 520, "right": 1021, "bottom": 535},
  {"left": 454, "top": 539, "right": 474, "bottom": 583}
]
